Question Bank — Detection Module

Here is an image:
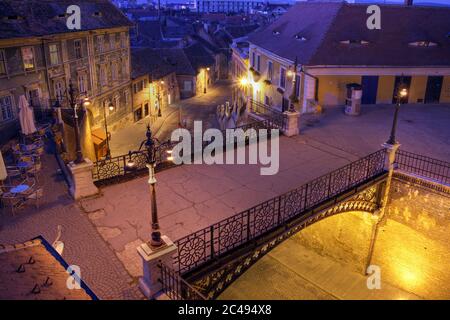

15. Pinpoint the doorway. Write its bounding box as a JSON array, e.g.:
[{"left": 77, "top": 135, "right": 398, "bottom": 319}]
[
  {"left": 361, "top": 76, "right": 379, "bottom": 104},
  {"left": 392, "top": 76, "right": 412, "bottom": 104},
  {"left": 424, "top": 76, "right": 443, "bottom": 104}
]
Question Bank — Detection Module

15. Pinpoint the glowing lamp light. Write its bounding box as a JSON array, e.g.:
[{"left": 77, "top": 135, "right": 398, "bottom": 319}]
[
  {"left": 400, "top": 88, "right": 408, "bottom": 98},
  {"left": 287, "top": 69, "right": 294, "bottom": 77},
  {"left": 240, "top": 78, "right": 249, "bottom": 86},
  {"left": 126, "top": 158, "right": 135, "bottom": 168},
  {"left": 206, "top": 67, "right": 210, "bottom": 71},
  {"left": 108, "top": 103, "right": 114, "bottom": 111},
  {"left": 83, "top": 97, "right": 91, "bottom": 107}
]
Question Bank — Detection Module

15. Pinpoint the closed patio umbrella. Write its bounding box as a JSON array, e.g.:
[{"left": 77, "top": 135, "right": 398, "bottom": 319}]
[
  {"left": 18, "top": 95, "right": 37, "bottom": 135},
  {"left": 0, "top": 151, "right": 6, "bottom": 181}
]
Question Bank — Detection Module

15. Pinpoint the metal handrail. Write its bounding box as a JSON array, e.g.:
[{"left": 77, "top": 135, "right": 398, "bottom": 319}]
[
  {"left": 395, "top": 149, "right": 450, "bottom": 184},
  {"left": 174, "top": 148, "right": 387, "bottom": 275},
  {"left": 158, "top": 261, "right": 207, "bottom": 300}
]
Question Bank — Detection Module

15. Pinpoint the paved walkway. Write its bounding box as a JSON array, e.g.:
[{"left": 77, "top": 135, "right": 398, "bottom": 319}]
[
  {"left": 81, "top": 103, "right": 450, "bottom": 281},
  {"left": 300, "top": 103, "right": 450, "bottom": 160},
  {"left": 219, "top": 237, "right": 421, "bottom": 300},
  {"left": 0, "top": 142, "right": 143, "bottom": 300},
  {"left": 110, "top": 81, "right": 233, "bottom": 157}
]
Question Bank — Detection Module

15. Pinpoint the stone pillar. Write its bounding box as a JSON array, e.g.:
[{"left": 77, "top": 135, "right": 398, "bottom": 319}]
[
  {"left": 137, "top": 235, "right": 177, "bottom": 299},
  {"left": 68, "top": 159, "right": 99, "bottom": 200},
  {"left": 282, "top": 111, "right": 300, "bottom": 137}
]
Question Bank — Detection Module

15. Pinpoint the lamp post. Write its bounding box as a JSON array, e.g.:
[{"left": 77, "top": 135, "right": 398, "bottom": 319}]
[
  {"left": 126, "top": 126, "right": 170, "bottom": 247},
  {"left": 155, "top": 80, "right": 163, "bottom": 118},
  {"left": 103, "top": 102, "right": 114, "bottom": 159},
  {"left": 204, "top": 67, "right": 210, "bottom": 94},
  {"left": 54, "top": 81, "right": 90, "bottom": 164},
  {"left": 386, "top": 86, "right": 408, "bottom": 145}
]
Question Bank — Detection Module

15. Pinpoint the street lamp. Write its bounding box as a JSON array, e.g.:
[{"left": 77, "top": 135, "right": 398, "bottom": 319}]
[
  {"left": 102, "top": 102, "right": 114, "bottom": 159},
  {"left": 204, "top": 67, "right": 210, "bottom": 94},
  {"left": 386, "top": 86, "right": 408, "bottom": 145},
  {"left": 125, "top": 125, "right": 168, "bottom": 247},
  {"left": 53, "top": 80, "right": 91, "bottom": 164}
]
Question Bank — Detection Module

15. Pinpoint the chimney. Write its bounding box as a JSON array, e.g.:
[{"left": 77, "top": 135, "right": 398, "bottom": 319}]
[{"left": 404, "top": 0, "right": 413, "bottom": 5}]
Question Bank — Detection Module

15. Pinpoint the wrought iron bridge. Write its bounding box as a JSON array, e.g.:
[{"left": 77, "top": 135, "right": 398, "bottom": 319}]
[{"left": 158, "top": 149, "right": 450, "bottom": 300}]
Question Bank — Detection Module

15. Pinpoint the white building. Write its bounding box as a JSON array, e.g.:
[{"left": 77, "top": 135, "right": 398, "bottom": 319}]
[{"left": 196, "top": 0, "right": 266, "bottom": 13}]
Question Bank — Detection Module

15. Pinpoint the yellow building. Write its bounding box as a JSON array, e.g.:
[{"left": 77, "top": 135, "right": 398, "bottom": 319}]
[{"left": 245, "top": 2, "right": 450, "bottom": 114}]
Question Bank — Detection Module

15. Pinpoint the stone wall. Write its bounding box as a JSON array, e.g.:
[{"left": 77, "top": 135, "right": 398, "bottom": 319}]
[
  {"left": 291, "top": 174, "right": 450, "bottom": 299},
  {"left": 370, "top": 175, "right": 450, "bottom": 299}
]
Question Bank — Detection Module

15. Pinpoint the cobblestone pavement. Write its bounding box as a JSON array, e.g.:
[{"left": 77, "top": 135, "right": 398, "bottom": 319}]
[
  {"left": 110, "top": 81, "right": 233, "bottom": 157},
  {"left": 0, "top": 144, "right": 143, "bottom": 300}
]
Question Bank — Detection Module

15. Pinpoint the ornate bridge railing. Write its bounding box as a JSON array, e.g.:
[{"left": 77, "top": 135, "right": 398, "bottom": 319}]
[
  {"left": 395, "top": 150, "right": 450, "bottom": 185},
  {"left": 159, "top": 262, "right": 207, "bottom": 300},
  {"left": 92, "top": 119, "right": 278, "bottom": 185},
  {"left": 249, "top": 99, "right": 286, "bottom": 130},
  {"left": 92, "top": 140, "right": 177, "bottom": 185},
  {"left": 174, "top": 148, "right": 387, "bottom": 275}
]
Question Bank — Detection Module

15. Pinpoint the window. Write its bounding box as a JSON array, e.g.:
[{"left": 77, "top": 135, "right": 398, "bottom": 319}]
[
  {"left": 0, "top": 95, "right": 14, "bottom": 122},
  {"left": 78, "top": 74, "right": 87, "bottom": 94},
  {"left": 120, "top": 32, "right": 126, "bottom": 48},
  {"left": 49, "top": 44, "right": 59, "bottom": 65},
  {"left": 280, "top": 67, "right": 286, "bottom": 88},
  {"left": 124, "top": 90, "right": 130, "bottom": 106},
  {"left": 74, "top": 40, "right": 82, "bottom": 59},
  {"left": 109, "top": 34, "right": 115, "bottom": 50},
  {"left": 251, "top": 52, "right": 255, "bottom": 68},
  {"left": 54, "top": 81, "right": 64, "bottom": 100},
  {"left": 99, "top": 65, "right": 107, "bottom": 86},
  {"left": 114, "top": 95, "right": 120, "bottom": 110},
  {"left": 0, "top": 50, "right": 6, "bottom": 75},
  {"left": 111, "top": 62, "right": 118, "bottom": 81},
  {"left": 21, "top": 47, "right": 35, "bottom": 70},
  {"left": 97, "top": 35, "right": 104, "bottom": 53},
  {"left": 267, "top": 61, "right": 273, "bottom": 81},
  {"left": 256, "top": 55, "right": 261, "bottom": 72},
  {"left": 183, "top": 80, "right": 192, "bottom": 91}
]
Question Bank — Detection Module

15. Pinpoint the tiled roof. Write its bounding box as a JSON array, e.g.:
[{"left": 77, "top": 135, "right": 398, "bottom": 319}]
[
  {"left": 248, "top": 2, "right": 450, "bottom": 66},
  {"left": 131, "top": 48, "right": 177, "bottom": 79},
  {"left": 225, "top": 25, "right": 260, "bottom": 39},
  {"left": 0, "top": 237, "right": 97, "bottom": 300},
  {"left": 0, "top": 0, "right": 133, "bottom": 40}
]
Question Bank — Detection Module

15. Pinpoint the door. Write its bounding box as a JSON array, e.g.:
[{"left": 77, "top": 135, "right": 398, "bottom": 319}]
[
  {"left": 424, "top": 76, "right": 443, "bottom": 104},
  {"left": 392, "top": 76, "right": 412, "bottom": 104},
  {"left": 361, "top": 76, "right": 379, "bottom": 104},
  {"left": 28, "top": 89, "right": 40, "bottom": 107},
  {"left": 144, "top": 103, "right": 149, "bottom": 117}
]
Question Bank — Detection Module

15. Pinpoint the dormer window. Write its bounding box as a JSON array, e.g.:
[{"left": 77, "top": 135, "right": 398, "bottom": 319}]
[
  {"left": 2, "top": 15, "right": 24, "bottom": 22},
  {"left": 409, "top": 41, "right": 438, "bottom": 47},
  {"left": 273, "top": 30, "right": 281, "bottom": 35},
  {"left": 295, "top": 35, "right": 307, "bottom": 41},
  {"left": 93, "top": 11, "right": 102, "bottom": 17},
  {"left": 340, "top": 40, "right": 370, "bottom": 45}
]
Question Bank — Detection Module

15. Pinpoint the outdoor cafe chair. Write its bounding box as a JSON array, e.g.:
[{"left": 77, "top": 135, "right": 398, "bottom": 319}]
[{"left": 0, "top": 177, "right": 42, "bottom": 215}]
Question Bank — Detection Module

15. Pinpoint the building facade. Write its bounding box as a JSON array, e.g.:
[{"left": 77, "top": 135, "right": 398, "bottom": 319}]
[
  {"left": 245, "top": 2, "right": 450, "bottom": 114},
  {"left": 0, "top": 0, "right": 133, "bottom": 153},
  {"left": 197, "top": 0, "right": 265, "bottom": 13}
]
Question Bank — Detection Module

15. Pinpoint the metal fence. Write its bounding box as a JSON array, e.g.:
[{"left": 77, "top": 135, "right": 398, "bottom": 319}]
[
  {"left": 395, "top": 150, "right": 450, "bottom": 185},
  {"left": 159, "top": 262, "right": 207, "bottom": 300},
  {"left": 92, "top": 140, "right": 176, "bottom": 184},
  {"left": 92, "top": 118, "right": 278, "bottom": 184},
  {"left": 174, "top": 148, "right": 387, "bottom": 275},
  {"left": 249, "top": 99, "right": 286, "bottom": 130}
]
